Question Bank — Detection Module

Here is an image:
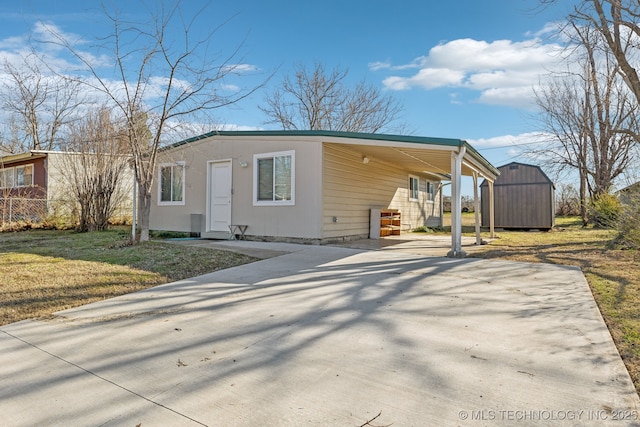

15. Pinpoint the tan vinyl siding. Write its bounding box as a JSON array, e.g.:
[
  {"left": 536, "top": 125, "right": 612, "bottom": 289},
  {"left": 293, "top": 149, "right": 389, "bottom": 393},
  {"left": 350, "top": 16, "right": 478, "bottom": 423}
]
[
  {"left": 392, "top": 179, "right": 441, "bottom": 229},
  {"left": 322, "top": 143, "right": 441, "bottom": 239},
  {"left": 150, "top": 136, "right": 323, "bottom": 239}
]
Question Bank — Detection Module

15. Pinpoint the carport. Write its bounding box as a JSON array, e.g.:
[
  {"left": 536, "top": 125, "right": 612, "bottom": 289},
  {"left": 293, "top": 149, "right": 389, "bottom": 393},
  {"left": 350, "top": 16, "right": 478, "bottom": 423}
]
[{"left": 322, "top": 132, "right": 500, "bottom": 257}]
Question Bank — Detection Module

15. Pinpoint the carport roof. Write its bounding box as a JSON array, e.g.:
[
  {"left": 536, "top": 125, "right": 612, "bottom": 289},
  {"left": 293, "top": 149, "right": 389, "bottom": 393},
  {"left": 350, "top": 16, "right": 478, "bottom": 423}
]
[{"left": 170, "top": 130, "right": 499, "bottom": 180}]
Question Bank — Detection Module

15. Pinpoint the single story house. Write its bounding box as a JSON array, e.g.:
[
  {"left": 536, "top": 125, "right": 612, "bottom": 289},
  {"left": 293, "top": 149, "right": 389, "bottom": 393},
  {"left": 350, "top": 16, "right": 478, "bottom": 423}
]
[
  {"left": 0, "top": 150, "right": 133, "bottom": 224},
  {"left": 150, "top": 130, "right": 499, "bottom": 256},
  {"left": 480, "top": 162, "right": 555, "bottom": 230}
]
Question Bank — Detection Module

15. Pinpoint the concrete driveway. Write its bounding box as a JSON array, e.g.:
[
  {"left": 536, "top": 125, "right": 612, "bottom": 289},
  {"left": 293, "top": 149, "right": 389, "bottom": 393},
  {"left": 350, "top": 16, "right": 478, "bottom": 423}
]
[{"left": 1, "top": 243, "right": 639, "bottom": 426}]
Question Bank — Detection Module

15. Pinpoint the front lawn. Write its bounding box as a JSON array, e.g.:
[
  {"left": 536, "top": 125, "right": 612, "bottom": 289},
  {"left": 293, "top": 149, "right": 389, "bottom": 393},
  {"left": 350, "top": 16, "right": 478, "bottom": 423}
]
[{"left": 0, "top": 227, "right": 258, "bottom": 325}]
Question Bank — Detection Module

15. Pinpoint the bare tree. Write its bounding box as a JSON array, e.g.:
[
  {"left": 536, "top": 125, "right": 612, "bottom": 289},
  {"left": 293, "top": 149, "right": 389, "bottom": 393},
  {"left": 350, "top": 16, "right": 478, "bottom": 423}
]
[
  {"left": 0, "top": 54, "right": 84, "bottom": 152},
  {"left": 555, "top": 183, "right": 581, "bottom": 216},
  {"left": 533, "top": 22, "right": 637, "bottom": 225},
  {"left": 0, "top": 117, "right": 29, "bottom": 155},
  {"left": 574, "top": 1, "right": 640, "bottom": 106},
  {"left": 46, "top": 1, "right": 262, "bottom": 241},
  {"left": 542, "top": 0, "right": 640, "bottom": 122},
  {"left": 61, "top": 108, "right": 130, "bottom": 232},
  {"left": 261, "top": 63, "right": 403, "bottom": 133}
]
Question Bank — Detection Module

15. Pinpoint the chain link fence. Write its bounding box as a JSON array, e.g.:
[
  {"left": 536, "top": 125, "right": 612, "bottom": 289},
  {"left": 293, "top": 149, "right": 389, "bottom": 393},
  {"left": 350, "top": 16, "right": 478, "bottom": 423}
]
[
  {"left": 0, "top": 198, "right": 49, "bottom": 226},
  {"left": 0, "top": 197, "right": 133, "bottom": 228}
]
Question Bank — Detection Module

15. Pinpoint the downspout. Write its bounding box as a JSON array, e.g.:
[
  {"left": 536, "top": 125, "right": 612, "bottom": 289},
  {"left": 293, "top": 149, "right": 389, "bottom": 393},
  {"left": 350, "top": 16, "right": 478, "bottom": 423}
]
[{"left": 447, "top": 146, "right": 466, "bottom": 258}]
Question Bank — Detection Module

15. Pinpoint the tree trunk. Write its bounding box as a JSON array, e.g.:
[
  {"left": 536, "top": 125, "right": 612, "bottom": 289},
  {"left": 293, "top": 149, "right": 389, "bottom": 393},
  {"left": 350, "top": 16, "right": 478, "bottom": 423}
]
[
  {"left": 137, "top": 182, "right": 151, "bottom": 242},
  {"left": 580, "top": 167, "right": 588, "bottom": 227}
]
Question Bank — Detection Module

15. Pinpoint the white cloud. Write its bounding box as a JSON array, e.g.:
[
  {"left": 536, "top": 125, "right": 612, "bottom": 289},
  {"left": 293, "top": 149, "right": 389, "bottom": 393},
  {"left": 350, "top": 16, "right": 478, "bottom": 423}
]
[
  {"left": 222, "top": 63, "right": 259, "bottom": 74},
  {"left": 467, "top": 132, "right": 557, "bottom": 165},
  {"left": 0, "top": 21, "right": 111, "bottom": 75},
  {"left": 467, "top": 132, "right": 548, "bottom": 149},
  {"left": 218, "top": 123, "right": 263, "bottom": 131},
  {"left": 374, "top": 32, "right": 566, "bottom": 109},
  {"left": 384, "top": 67, "right": 465, "bottom": 90},
  {"left": 0, "top": 35, "right": 28, "bottom": 50},
  {"left": 381, "top": 76, "right": 411, "bottom": 90},
  {"left": 221, "top": 83, "right": 240, "bottom": 91},
  {"left": 158, "top": 120, "right": 263, "bottom": 144},
  {"left": 368, "top": 61, "right": 391, "bottom": 71},
  {"left": 477, "top": 86, "right": 538, "bottom": 108}
]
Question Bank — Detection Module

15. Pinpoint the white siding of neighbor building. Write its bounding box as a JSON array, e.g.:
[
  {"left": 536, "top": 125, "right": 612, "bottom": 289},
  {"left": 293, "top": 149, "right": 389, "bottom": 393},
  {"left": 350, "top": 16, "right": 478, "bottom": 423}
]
[
  {"left": 44, "top": 153, "right": 68, "bottom": 206},
  {"left": 45, "top": 152, "right": 134, "bottom": 222},
  {"left": 321, "top": 143, "right": 441, "bottom": 240}
]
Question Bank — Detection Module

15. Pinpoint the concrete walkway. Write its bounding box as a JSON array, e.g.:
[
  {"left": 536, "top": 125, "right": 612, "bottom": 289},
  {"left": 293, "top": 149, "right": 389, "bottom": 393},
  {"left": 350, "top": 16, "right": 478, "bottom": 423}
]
[
  {"left": 166, "top": 233, "right": 486, "bottom": 258},
  {"left": 1, "top": 243, "right": 639, "bottom": 426}
]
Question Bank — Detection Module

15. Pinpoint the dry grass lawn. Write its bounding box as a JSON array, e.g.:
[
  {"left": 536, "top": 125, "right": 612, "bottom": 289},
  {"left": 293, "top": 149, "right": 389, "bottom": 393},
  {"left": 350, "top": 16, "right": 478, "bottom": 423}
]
[
  {"left": 0, "top": 227, "right": 257, "bottom": 325},
  {"left": 467, "top": 216, "right": 640, "bottom": 395}
]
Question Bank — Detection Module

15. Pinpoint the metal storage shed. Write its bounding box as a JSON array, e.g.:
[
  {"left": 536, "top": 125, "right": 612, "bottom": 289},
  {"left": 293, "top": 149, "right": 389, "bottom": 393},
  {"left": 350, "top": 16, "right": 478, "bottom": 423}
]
[{"left": 480, "top": 162, "right": 555, "bottom": 230}]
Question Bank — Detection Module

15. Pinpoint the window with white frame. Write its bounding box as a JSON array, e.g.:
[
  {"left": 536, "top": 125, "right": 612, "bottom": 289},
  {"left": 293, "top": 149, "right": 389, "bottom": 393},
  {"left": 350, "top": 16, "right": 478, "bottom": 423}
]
[
  {"left": 0, "top": 164, "right": 34, "bottom": 189},
  {"left": 426, "top": 181, "right": 435, "bottom": 201},
  {"left": 158, "top": 162, "right": 185, "bottom": 205},
  {"left": 0, "top": 168, "right": 14, "bottom": 189},
  {"left": 409, "top": 175, "right": 419, "bottom": 201},
  {"left": 16, "top": 165, "right": 33, "bottom": 187},
  {"left": 254, "top": 150, "right": 295, "bottom": 206}
]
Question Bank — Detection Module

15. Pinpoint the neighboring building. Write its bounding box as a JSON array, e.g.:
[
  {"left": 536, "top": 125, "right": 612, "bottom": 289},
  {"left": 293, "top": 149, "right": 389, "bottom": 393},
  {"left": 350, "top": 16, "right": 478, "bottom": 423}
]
[
  {"left": 0, "top": 150, "right": 133, "bottom": 224},
  {"left": 150, "top": 130, "right": 499, "bottom": 245},
  {"left": 480, "top": 162, "right": 555, "bottom": 230},
  {"left": 442, "top": 195, "right": 476, "bottom": 213},
  {"left": 618, "top": 182, "right": 640, "bottom": 205}
]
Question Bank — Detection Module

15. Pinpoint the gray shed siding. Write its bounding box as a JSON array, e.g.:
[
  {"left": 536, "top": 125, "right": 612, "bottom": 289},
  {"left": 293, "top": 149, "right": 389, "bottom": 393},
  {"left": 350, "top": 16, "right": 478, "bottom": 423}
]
[{"left": 481, "top": 162, "right": 555, "bottom": 229}]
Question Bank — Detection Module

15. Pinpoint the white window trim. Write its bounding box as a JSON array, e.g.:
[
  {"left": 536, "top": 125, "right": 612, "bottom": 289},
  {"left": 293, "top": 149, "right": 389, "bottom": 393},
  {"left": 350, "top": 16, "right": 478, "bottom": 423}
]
[
  {"left": 16, "top": 164, "right": 34, "bottom": 187},
  {"left": 253, "top": 150, "right": 295, "bottom": 206},
  {"left": 409, "top": 175, "right": 419, "bottom": 201},
  {"left": 157, "top": 161, "right": 186, "bottom": 206},
  {"left": 0, "top": 167, "right": 15, "bottom": 189},
  {"left": 0, "top": 163, "right": 34, "bottom": 189},
  {"left": 426, "top": 181, "right": 435, "bottom": 202}
]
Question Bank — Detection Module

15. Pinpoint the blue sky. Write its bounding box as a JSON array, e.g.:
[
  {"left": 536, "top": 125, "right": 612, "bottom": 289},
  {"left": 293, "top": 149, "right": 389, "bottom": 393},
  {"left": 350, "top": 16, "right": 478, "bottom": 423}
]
[{"left": 0, "top": 0, "right": 580, "bottom": 194}]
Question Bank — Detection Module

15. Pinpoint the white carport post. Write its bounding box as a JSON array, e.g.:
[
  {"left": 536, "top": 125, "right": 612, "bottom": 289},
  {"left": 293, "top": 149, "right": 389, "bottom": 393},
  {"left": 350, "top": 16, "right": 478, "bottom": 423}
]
[
  {"left": 473, "top": 171, "right": 481, "bottom": 245},
  {"left": 447, "top": 146, "right": 466, "bottom": 258}
]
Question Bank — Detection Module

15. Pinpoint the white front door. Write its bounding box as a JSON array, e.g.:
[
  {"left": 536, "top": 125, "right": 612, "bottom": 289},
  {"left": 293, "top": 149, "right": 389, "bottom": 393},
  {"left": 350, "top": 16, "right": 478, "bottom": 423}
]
[{"left": 208, "top": 160, "right": 232, "bottom": 232}]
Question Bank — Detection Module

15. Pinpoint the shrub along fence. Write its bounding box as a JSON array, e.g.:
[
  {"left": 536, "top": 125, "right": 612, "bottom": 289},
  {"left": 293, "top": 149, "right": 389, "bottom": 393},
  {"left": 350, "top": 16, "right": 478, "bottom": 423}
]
[
  {"left": 0, "top": 198, "right": 48, "bottom": 226},
  {"left": 0, "top": 197, "right": 132, "bottom": 230}
]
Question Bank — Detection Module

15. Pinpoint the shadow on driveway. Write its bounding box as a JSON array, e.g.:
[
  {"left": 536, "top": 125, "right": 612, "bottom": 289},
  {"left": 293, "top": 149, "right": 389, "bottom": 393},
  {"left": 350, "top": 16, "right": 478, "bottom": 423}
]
[{"left": 1, "top": 245, "right": 639, "bottom": 426}]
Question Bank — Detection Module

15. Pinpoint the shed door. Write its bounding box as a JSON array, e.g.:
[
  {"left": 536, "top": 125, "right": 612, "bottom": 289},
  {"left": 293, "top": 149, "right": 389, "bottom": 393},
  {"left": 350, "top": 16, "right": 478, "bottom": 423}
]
[{"left": 208, "top": 160, "right": 232, "bottom": 232}]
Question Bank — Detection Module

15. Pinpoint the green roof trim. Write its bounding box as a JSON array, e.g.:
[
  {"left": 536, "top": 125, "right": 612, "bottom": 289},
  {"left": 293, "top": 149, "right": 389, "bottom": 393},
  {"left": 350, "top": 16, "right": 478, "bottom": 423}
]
[
  {"left": 170, "top": 129, "right": 464, "bottom": 148},
  {"left": 165, "top": 129, "right": 498, "bottom": 176}
]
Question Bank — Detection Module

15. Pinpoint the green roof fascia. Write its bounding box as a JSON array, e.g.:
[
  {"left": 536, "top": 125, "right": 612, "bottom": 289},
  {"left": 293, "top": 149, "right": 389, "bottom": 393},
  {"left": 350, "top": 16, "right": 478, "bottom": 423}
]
[
  {"left": 459, "top": 140, "right": 500, "bottom": 177},
  {"left": 167, "top": 129, "right": 464, "bottom": 149},
  {"left": 164, "top": 129, "right": 499, "bottom": 176}
]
